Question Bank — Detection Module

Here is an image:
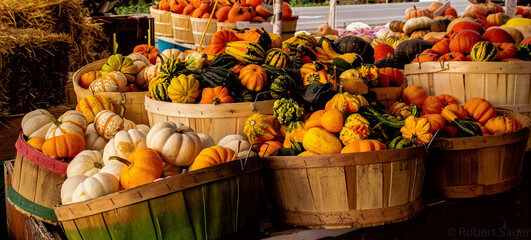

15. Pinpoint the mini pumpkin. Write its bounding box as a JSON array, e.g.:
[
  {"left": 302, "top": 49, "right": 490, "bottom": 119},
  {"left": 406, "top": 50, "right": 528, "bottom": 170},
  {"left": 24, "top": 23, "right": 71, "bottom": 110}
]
[
  {"left": 244, "top": 113, "right": 280, "bottom": 146},
  {"left": 339, "top": 113, "right": 370, "bottom": 146},
  {"left": 120, "top": 148, "right": 164, "bottom": 189},
  {"left": 238, "top": 64, "right": 267, "bottom": 92},
  {"left": 400, "top": 116, "right": 433, "bottom": 145},
  {"left": 46, "top": 110, "right": 88, "bottom": 139},
  {"left": 341, "top": 139, "right": 387, "bottom": 153},
  {"left": 168, "top": 74, "right": 200, "bottom": 103},
  {"left": 464, "top": 98, "right": 497, "bottom": 124},
  {"left": 42, "top": 133, "right": 86, "bottom": 159},
  {"left": 200, "top": 86, "right": 234, "bottom": 104},
  {"left": 102, "top": 129, "right": 148, "bottom": 164},
  {"left": 402, "top": 85, "right": 427, "bottom": 106},
  {"left": 89, "top": 71, "right": 128, "bottom": 92},
  {"left": 423, "top": 114, "right": 446, "bottom": 133},
  {"left": 76, "top": 95, "right": 114, "bottom": 123},
  {"left": 325, "top": 87, "right": 370, "bottom": 115},
  {"left": 189, "top": 146, "right": 236, "bottom": 171},
  {"left": 422, "top": 95, "right": 445, "bottom": 114},
  {"left": 22, "top": 109, "right": 55, "bottom": 139},
  {"left": 485, "top": 116, "right": 522, "bottom": 134},
  {"left": 146, "top": 121, "right": 202, "bottom": 167}
]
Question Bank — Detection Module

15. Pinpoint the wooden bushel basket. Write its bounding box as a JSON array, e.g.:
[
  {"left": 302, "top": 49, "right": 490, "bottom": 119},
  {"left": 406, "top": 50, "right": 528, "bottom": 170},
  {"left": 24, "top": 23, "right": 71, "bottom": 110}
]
[
  {"left": 262, "top": 146, "right": 427, "bottom": 229},
  {"left": 426, "top": 109, "right": 531, "bottom": 198},
  {"left": 369, "top": 87, "right": 402, "bottom": 109},
  {"left": 150, "top": 6, "right": 173, "bottom": 37},
  {"left": 404, "top": 61, "right": 531, "bottom": 150},
  {"left": 171, "top": 13, "right": 194, "bottom": 44},
  {"left": 144, "top": 95, "right": 274, "bottom": 143},
  {"left": 73, "top": 59, "right": 149, "bottom": 125},
  {"left": 190, "top": 17, "right": 217, "bottom": 48},
  {"left": 7, "top": 134, "right": 68, "bottom": 224},
  {"left": 54, "top": 156, "right": 262, "bottom": 240}
]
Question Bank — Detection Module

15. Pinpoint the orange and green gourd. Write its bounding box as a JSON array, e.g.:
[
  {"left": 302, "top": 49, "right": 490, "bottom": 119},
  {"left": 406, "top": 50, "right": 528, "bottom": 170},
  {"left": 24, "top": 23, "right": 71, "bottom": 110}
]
[
  {"left": 339, "top": 113, "right": 370, "bottom": 146},
  {"left": 400, "top": 116, "right": 433, "bottom": 145},
  {"left": 244, "top": 113, "right": 280, "bottom": 146}
]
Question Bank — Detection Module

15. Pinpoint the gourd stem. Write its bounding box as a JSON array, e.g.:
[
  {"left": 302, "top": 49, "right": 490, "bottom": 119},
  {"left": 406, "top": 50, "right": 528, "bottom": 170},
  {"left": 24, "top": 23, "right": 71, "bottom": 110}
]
[
  {"left": 39, "top": 109, "right": 61, "bottom": 126},
  {"left": 109, "top": 156, "right": 133, "bottom": 168},
  {"left": 212, "top": 98, "right": 220, "bottom": 105},
  {"left": 156, "top": 53, "right": 165, "bottom": 64},
  {"left": 118, "top": 100, "right": 126, "bottom": 118},
  {"left": 94, "top": 162, "right": 103, "bottom": 169},
  {"left": 233, "top": 140, "right": 242, "bottom": 161}
]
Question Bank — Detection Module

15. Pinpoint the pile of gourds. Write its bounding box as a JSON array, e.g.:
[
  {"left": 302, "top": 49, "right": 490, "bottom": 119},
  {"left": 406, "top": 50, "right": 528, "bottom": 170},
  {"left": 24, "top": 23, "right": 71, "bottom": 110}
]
[
  {"left": 78, "top": 45, "right": 185, "bottom": 93},
  {"left": 157, "top": 0, "right": 296, "bottom": 23},
  {"left": 20, "top": 94, "right": 256, "bottom": 205},
  {"left": 392, "top": 85, "right": 523, "bottom": 139},
  {"left": 241, "top": 83, "right": 434, "bottom": 157}
]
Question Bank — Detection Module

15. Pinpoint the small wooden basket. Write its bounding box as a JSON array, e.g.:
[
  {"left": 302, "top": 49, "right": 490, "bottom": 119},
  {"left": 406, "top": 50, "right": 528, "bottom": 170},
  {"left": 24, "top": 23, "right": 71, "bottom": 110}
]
[
  {"left": 426, "top": 109, "right": 531, "bottom": 198},
  {"left": 171, "top": 13, "right": 194, "bottom": 43},
  {"left": 281, "top": 19, "right": 298, "bottom": 40},
  {"left": 144, "top": 95, "right": 274, "bottom": 143},
  {"left": 72, "top": 59, "right": 149, "bottom": 125},
  {"left": 217, "top": 22, "right": 238, "bottom": 32},
  {"left": 190, "top": 17, "right": 217, "bottom": 48},
  {"left": 405, "top": 61, "right": 531, "bottom": 150},
  {"left": 55, "top": 156, "right": 262, "bottom": 240},
  {"left": 262, "top": 146, "right": 427, "bottom": 229},
  {"left": 150, "top": 6, "right": 173, "bottom": 37},
  {"left": 7, "top": 134, "right": 68, "bottom": 224}
]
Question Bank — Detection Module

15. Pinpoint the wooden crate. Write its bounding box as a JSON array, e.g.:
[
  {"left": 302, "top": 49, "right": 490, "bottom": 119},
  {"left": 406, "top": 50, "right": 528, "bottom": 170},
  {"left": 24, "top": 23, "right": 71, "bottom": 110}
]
[
  {"left": 72, "top": 59, "right": 149, "bottom": 125},
  {"left": 262, "top": 146, "right": 427, "bottom": 229},
  {"left": 54, "top": 157, "right": 262, "bottom": 240},
  {"left": 171, "top": 13, "right": 194, "bottom": 44},
  {"left": 217, "top": 22, "right": 237, "bottom": 32},
  {"left": 6, "top": 134, "right": 68, "bottom": 224},
  {"left": 144, "top": 95, "right": 274, "bottom": 143},
  {"left": 190, "top": 17, "right": 217, "bottom": 48},
  {"left": 426, "top": 109, "right": 530, "bottom": 198},
  {"left": 150, "top": 6, "right": 173, "bottom": 37},
  {"left": 404, "top": 61, "right": 531, "bottom": 149}
]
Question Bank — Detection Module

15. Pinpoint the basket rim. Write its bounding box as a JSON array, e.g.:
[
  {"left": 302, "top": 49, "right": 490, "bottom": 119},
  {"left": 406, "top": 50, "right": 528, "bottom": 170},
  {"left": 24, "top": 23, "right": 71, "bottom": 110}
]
[
  {"left": 16, "top": 133, "right": 68, "bottom": 175},
  {"left": 404, "top": 61, "right": 531, "bottom": 74},
  {"left": 54, "top": 156, "right": 261, "bottom": 221},
  {"left": 263, "top": 145, "right": 427, "bottom": 169}
]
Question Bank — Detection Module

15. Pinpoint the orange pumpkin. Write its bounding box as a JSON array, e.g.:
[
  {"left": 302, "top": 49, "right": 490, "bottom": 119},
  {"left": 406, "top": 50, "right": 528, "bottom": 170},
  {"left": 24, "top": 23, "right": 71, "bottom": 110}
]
[
  {"left": 304, "top": 108, "right": 344, "bottom": 133},
  {"left": 341, "top": 139, "right": 387, "bottom": 153},
  {"left": 429, "top": 2, "right": 443, "bottom": 12},
  {"left": 255, "top": 5, "right": 272, "bottom": 18},
  {"left": 259, "top": 140, "right": 283, "bottom": 156},
  {"left": 183, "top": 4, "right": 196, "bottom": 15},
  {"left": 449, "top": 37, "right": 479, "bottom": 54},
  {"left": 27, "top": 137, "right": 46, "bottom": 152},
  {"left": 496, "top": 42, "right": 517, "bottom": 60},
  {"left": 42, "top": 133, "right": 85, "bottom": 159},
  {"left": 189, "top": 146, "right": 236, "bottom": 171},
  {"left": 282, "top": 2, "right": 292, "bottom": 20},
  {"left": 431, "top": 38, "right": 450, "bottom": 56},
  {"left": 215, "top": 5, "right": 232, "bottom": 22},
  {"left": 444, "top": 104, "right": 467, "bottom": 119},
  {"left": 246, "top": 0, "right": 262, "bottom": 8},
  {"left": 411, "top": 49, "right": 438, "bottom": 63},
  {"left": 80, "top": 71, "right": 101, "bottom": 89},
  {"left": 402, "top": 85, "right": 427, "bottom": 106},
  {"left": 485, "top": 116, "right": 522, "bottom": 134},
  {"left": 405, "top": 5, "right": 433, "bottom": 21},
  {"left": 423, "top": 114, "right": 446, "bottom": 133},
  {"left": 200, "top": 86, "right": 234, "bottom": 104},
  {"left": 170, "top": 0, "right": 188, "bottom": 14},
  {"left": 422, "top": 95, "right": 444, "bottom": 114},
  {"left": 486, "top": 12, "right": 509, "bottom": 26},
  {"left": 239, "top": 64, "right": 267, "bottom": 91},
  {"left": 378, "top": 67, "right": 404, "bottom": 87},
  {"left": 159, "top": 0, "right": 171, "bottom": 10},
  {"left": 119, "top": 148, "right": 163, "bottom": 190},
  {"left": 191, "top": 8, "right": 204, "bottom": 18},
  {"left": 465, "top": 4, "right": 488, "bottom": 16},
  {"left": 133, "top": 44, "right": 160, "bottom": 65},
  {"left": 203, "top": 30, "right": 240, "bottom": 55},
  {"left": 444, "top": 7, "right": 458, "bottom": 18},
  {"left": 437, "top": 94, "right": 458, "bottom": 106},
  {"left": 227, "top": 4, "right": 252, "bottom": 22},
  {"left": 464, "top": 98, "right": 497, "bottom": 124}
]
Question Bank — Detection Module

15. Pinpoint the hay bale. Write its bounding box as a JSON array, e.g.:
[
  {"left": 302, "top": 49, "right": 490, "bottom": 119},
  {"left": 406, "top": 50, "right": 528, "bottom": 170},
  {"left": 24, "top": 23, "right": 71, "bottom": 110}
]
[
  {"left": 0, "top": 28, "right": 71, "bottom": 116},
  {"left": 0, "top": 0, "right": 109, "bottom": 71}
]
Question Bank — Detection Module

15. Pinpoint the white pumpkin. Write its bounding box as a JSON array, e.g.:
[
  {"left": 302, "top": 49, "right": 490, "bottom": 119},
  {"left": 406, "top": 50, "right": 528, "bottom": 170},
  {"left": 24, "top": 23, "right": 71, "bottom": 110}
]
[
  {"left": 94, "top": 110, "right": 136, "bottom": 140},
  {"left": 197, "top": 133, "right": 215, "bottom": 149},
  {"left": 71, "top": 172, "right": 120, "bottom": 203},
  {"left": 217, "top": 134, "right": 255, "bottom": 159},
  {"left": 21, "top": 109, "right": 54, "bottom": 139},
  {"left": 136, "top": 124, "right": 150, "bottom": 132},
  {"left": 67, "top": 150, "right": 125, "bottom": 179},
  {"left": 146, "top": 121, "right": 202, "bottom": 167},
  {"left": 162, "top": 163, "right": 183, "bottom": 177},
  {"left": 85, "top": 132, "right": 108, "bottom": 152},
  {"left": 376, "top": 28, "right": 393, "bottom": 40},
  {"left": 403, "top": 16, "right": 433, "bottom": 34},
  {"left": 89, "top": 71, "right": 128, "bottom": 92},
  {"left": 61, "top": 175, "right": 88, "bottom": 204},
  {"left": 102, "top": 129, "right": 148, "bottom": 164},
  {"left": 156, "top": 49, "right": 185, "bottom": 64},
  {"left": 46, "top": 110, "right": 88, "bottom": 139},
  {"left": 86, "top": 123, "right": 96, "bottom": 134},
  {"left": 143, "top": 64, "right": 160, "bottom": 83},
  {"left": 127, "top": 53, "right": 150, "bottom": 88}
]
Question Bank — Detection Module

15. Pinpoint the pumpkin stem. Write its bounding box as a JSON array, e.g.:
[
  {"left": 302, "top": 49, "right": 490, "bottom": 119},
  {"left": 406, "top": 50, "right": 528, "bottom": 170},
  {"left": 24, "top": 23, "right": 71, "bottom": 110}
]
[
  {"left": 39, "top": 109, "right": 61, "bottom": 127},
  {"left": 413, "top": 5, "right": 417, "bottom": 10},
  {"left": 156, "top": 53, "right": 165, "bottom": 64},
  {"left": 109, "top": 156, "right": 132, "bottom": 168},
  {"left": 238, "top": 7, "right": 244, "bottom": 15},
  {"left": 118, "top": 100, "right": 126, "bottom": 119},
  {"left": 94, "top": 161, "right": 103, "bottom": 169},
  {"left": 212, "top": 98, "right": 221, "bottom": 105}
]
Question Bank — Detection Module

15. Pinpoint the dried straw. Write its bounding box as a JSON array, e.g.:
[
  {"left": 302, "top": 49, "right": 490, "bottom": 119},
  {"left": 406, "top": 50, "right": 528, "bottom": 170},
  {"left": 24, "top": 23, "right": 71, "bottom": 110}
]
[
  {"left": 0, "top": 28, "right": 71, "bottom": 116},
  {"left": 0, "top": 0, "right": 110, "bottom": 71}
]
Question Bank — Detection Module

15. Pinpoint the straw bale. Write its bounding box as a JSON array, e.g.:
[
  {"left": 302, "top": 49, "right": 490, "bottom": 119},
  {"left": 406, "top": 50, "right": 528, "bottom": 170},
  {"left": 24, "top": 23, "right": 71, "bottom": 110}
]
[
  {"left": 0, "top": 0, "right": 109, "bottom": 71},
  {"left": 0, "top": 28, "right": 71, "bottom": 116}
]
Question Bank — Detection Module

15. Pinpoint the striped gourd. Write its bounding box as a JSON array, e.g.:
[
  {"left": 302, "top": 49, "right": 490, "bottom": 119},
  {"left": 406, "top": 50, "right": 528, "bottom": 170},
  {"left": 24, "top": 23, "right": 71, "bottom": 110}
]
[
  {"left": 225, "top": 41, "right": 265, "bottom": 65},
  {"left": 159, "top": 58, "right": 187, "bottom": 78},
  {"left": 303, "top": 72, "right": 321, "bottom": 86},
  {"left": 89, "top": 71, "right": 128, "bottom": 92},
  {"left": 150, "top": 81, "right": 170, "bottom": 101},
  {"left": 283, "top": 32, "right": 316, "bottom": 49},
  {"left": 290, "top": 55, "right": 303, "bottom": 69},
  {"left": 470, "top": 41, "right": 498, "bottom": 62},
  {"left": 264, "top": 48, "right": 290, "bottom": 68}
]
